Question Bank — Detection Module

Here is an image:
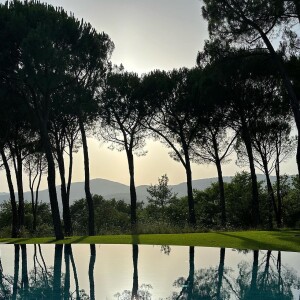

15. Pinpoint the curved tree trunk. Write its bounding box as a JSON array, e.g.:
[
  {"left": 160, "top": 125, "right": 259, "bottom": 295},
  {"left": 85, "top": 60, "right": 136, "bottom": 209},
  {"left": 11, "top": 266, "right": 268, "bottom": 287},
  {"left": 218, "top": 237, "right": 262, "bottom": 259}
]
[
  {"left": 215, "top": 159, "right": 226, "bottom": 227},
  {"left": 89, "top": 245, "right": 96, "bottom": 300},
  {"left": 56, "top": 146, "right": 72, "bottom": 236},
  {"left": 261, "top": 158, "right": 280, "bottom": 228},
  {"left": 241, "top": 126, "right": 260, "bottom": 227},
  {"left": 184, "top": 150, "right": 196, "bottom": 226},
  {"left": 70, "top": 246, "right": 80, "bottom": 300},
  {"left": 0, "top": 148, "right": 19, "bottom": 237},
  {"left": 212, "top": 133, "right": 226, "bottom": 227},
  {"left": 216, "top": 248, "right": 225, "bottom": 299},
  {"left": 78, "top": 118, "right": 94, "bottom": 236},
  {"left": 275, "top": 153, "right": 282, "bottom": 227},
  {"left": 15, "top": 152, "right": 25, "bottom": 230},
  {"left": 126, "top": 150, "right": 138, "bottom": 232},
  {"left": 40, "top": 122, "right": 64, "bottom": 240},
  {"left": 67, "top": 142, "right": 74, "bottom": 202}
]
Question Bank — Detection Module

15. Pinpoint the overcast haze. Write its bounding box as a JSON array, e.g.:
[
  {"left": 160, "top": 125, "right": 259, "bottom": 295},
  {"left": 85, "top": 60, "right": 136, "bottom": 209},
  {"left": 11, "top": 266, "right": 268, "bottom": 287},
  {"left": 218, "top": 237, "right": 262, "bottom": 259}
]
[{"left": 0, "top": 0, "right": 297, "bottom": 192}]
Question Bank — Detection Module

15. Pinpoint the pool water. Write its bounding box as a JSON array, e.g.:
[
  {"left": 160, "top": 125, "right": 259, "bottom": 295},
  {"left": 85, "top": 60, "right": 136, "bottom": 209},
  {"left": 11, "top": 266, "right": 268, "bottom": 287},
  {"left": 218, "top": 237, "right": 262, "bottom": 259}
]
[{"left": 0, "top": 244, "right": 299, "bottom": 299}]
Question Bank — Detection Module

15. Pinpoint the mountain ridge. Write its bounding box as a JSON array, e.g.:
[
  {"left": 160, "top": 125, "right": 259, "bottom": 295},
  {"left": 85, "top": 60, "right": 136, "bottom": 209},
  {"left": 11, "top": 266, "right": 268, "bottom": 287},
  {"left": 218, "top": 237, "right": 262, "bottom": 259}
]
[{"left": 0, "top": 175, "right": 277, "bottom": 208}]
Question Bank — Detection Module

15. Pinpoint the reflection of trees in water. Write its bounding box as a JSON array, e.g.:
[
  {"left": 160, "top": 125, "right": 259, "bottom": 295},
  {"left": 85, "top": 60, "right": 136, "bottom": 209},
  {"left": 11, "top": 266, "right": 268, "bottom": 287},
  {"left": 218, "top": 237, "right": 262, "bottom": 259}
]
[
  {"left": 172, "top": 247, "right": 231, "bottom": 300},
  {"left": 114, "top": 244, "right": 153, "bottom": 300},
  {"left": 89, "top": 244, "right": 96, "bottom": 300},
  {"left": 237, "top": 250, "right": 300, "bottom": 300},
  {"left": 0, "top": 244, "right": 89, "bottom": 299},
  {"left": 172, "top": 248, "right": 300, "bottom": 300},
  {"left": 160, "top": 245, "right": 171, "bottom": 255}
]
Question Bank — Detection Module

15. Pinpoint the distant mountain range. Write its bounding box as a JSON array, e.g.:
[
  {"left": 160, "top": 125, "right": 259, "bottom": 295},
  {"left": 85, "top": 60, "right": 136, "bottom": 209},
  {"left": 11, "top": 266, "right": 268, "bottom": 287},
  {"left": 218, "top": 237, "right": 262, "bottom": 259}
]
[{"left": 0, "top": 175, "right": 276, "bottom": 209}]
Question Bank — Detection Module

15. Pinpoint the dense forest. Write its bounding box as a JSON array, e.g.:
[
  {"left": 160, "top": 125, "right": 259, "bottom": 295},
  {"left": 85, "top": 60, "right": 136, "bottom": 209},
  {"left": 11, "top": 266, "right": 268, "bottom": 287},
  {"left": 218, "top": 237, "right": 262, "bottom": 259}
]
[{"left": 0, "top": 1, "right": 300, "bottom": 239}]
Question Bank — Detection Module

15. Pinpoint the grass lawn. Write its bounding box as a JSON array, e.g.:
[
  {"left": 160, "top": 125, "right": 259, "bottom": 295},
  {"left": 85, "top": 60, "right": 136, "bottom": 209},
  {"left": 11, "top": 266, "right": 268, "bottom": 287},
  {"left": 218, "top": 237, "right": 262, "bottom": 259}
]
[{"left": 0, "top": 230, "right": 299, "bottom": 252}]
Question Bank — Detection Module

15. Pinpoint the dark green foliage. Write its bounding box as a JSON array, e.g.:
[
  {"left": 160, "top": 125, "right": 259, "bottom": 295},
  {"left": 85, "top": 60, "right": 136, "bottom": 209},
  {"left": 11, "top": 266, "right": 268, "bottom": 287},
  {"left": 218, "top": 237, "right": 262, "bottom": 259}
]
[
  {"left": 0, "top": 201, "right": 52, "bottom": 237},
  {"left": 147, "top": 174, "right": 177, "bottom": 209},
  {"left": 193, "top": 172, "right": 271, "bottom": 229},
  {"left": 281, "top": 177, "right": 300, "bottom": 227},
  {"left": 70, "top": 195, "right": 131, "bottom": 235}
]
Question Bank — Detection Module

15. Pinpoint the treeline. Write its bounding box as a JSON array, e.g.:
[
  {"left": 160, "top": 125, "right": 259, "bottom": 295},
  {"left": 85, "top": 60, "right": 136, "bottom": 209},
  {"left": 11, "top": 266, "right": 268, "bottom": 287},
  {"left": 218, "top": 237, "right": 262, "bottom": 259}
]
[
  {"left": 0, "top": 172, "right": 299, "bottom": 236},
  {"left": 0, "top": 1, "right": 300, "bottom": 239}
]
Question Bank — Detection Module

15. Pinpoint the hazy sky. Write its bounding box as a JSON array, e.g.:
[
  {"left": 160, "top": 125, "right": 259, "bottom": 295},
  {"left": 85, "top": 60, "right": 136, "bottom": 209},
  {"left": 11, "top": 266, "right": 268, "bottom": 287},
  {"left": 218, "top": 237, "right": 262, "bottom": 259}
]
[{"left": 0, "top": 0, "right": 298, "bottom": 192}]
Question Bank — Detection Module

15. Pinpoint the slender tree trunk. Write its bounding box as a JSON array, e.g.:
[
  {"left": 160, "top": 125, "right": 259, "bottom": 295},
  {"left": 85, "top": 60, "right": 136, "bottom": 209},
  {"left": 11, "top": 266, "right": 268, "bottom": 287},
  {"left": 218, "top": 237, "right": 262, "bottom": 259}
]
[
  {"left": 260, "top": 156, "right": 279, "bottom": 228},
  {"left": 89, "top": 245, "right": 96, "bottom": 300},
  {"left": 211, "top": 134, "right": 226, "bottom": 226},
  {"left": 32, "top": 164, "right": 42, "bottom": 233},
  {"left": 215, "top": 155, "right": 226, "bottom": 227},
  {"left": 29, "top": 168, "right": 36, "bottom": 233},
  {"left": 126, "top": 150, "right": 138, "bottom": 232},
  {"left": 250, "top": 250, "right": 259, "bottom": 298},
  {"left": 70, "top": 247, "right": 80, "bottom": 300},
  {"left": 15, "top": 152, "right": 25, "bottom": 230},
  {"left": 241, "top": 126, "right": 260, "bottom": 227},
  {"left": 184, "top": 149, "right": 196, "bottom": 226},
  {"left": 66, "top": 142, "right": 74, "bottom": 201},
  {"left": 53, "top": 244, "right": 63, "bottom": 298},
  {"left": 64, "top": 245, "right": 71, "bottom": 300},
  {"left": 187, "top": 246, "right": 195, "bottom": 299},
  {"left": 12, "top": 245, "right": 20, "bottom": 300},
  {"left": 78, "top": 118, "right": 94, "bottom": 236},
  {"left": 21, "top": 245, "right": 29, "bottom": 299},
  {"left": 56, "top": 147, "right": 72, "bottom": 236},
  {"left": 0, "top": 148, "right": 19, "bottom": 237},
  {"left": 262, "top": 250, "right": 271, "bottom": 286},
  {"left": 217, "top": 248, "right": 225, "bottom": 299},
  {"left": 275, "top": 153, "right": 282, "bottom": 227},
  {"left": 40, "top": 121, "right": 64, "bottom": 240},
  {"left": 132, "top": 244, "right": 139, "bottom": 299}
]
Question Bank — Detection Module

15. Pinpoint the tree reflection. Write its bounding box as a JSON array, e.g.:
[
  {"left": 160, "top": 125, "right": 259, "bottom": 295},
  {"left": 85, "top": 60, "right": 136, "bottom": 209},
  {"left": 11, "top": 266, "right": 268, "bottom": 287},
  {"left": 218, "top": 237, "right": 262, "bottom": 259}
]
[
  {"left": 0, "top": 244, "right": 89, "bottom": 299},
  {"left": 13, "top": 244, "right": 20, "bottom": 300},
  {"left": 236, "top": 250, "right": 300, "bottom": 299},
  {"left": 20, "top": 244, "right": 29, "bottom": 298},
  {"left": 53, "top": 244, "right": 63, "bottom": 297},
  {"left": 172, "top": 248, "right": 300, "bottom": 300},
  {"left": 114, "top": 244, "right": 152, "bottom": 300},
  {"left": 89, "top": 244, "right": 96, "bottom": 300},
  {"left": 172, "top": 247, "right": 231, "bottom": 299},
  {"left": 0, "top": 248, "right": 12, "bottom": 298}
]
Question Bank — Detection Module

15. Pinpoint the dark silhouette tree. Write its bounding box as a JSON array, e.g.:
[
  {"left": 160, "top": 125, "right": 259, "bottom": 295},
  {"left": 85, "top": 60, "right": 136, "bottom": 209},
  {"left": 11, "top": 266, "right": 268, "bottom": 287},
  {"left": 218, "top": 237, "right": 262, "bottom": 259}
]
[
  {"left": 24, "top": 152, "right": 47, "bottom": 233},
  {"left": 202, "top": 0, "right": 300, "bottom": 178},
  {"left": 143, "top": 68, "right": 204, "bottom": 226},
  {"left": 69, "top": 24, "right": 114, "bottom": 236},
  {"left": 89, "top": 245, "right": 96, "bottom": 300},
  {"left": 217, "top": 51, "right": 280, "bottom": 227},
  {"left": 100, "top": 71, "right": 147, "bottom": 231}
]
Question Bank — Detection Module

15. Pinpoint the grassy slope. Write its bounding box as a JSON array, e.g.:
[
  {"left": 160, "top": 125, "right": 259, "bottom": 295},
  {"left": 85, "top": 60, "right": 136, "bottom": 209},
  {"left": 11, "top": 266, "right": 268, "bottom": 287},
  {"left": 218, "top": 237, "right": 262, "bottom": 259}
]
[{"left": 0, "top": 230, "right": 299, "bottom": 252}]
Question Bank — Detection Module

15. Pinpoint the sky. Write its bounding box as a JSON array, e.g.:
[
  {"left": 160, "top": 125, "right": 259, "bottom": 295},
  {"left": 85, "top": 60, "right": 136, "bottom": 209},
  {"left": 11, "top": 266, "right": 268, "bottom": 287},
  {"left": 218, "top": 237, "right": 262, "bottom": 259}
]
[{"left": 0, "top": 0, "right": 298, "bottom": 192}]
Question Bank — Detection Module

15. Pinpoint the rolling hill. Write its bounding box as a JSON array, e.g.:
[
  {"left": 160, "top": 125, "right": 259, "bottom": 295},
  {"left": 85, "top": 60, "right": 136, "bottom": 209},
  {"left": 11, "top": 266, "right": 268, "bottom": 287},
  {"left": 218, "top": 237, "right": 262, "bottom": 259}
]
[{"left": 0, "top": 175, "right": 276, "bottom": 207}]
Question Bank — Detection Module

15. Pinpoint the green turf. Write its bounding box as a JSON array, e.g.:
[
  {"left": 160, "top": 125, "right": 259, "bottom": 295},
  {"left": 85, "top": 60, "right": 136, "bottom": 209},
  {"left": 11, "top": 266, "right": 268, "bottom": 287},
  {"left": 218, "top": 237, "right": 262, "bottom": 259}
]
[{"left": 0, "top": 230, "right": 299, "bottom": 252}]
